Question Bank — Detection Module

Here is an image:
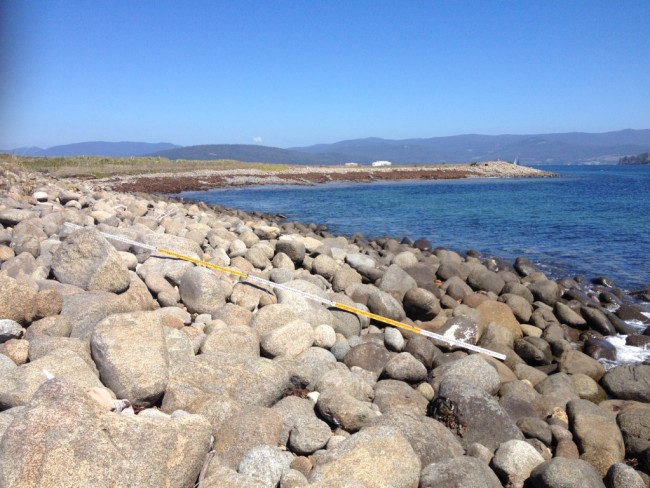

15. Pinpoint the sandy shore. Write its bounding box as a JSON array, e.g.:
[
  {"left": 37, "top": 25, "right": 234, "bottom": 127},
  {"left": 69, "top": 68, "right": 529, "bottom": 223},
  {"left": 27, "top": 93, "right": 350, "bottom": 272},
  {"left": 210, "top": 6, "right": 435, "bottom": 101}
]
[{"left": 99, "top": 161, "right": 558, "bottom": 194}]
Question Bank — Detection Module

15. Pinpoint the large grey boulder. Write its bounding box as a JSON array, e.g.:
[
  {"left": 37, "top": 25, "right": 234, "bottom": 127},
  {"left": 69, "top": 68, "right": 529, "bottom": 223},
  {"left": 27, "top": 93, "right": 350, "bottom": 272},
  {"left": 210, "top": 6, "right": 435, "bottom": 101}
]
[
  {"left": 0, "top": 274, "right": 37, "bottom": 325},
  {"left": 617, "top": 402, "right": 650, "bottom": 456},
  {"left": 419, "top": 456, "right": 502, "bottom": 488},
  {"left": 272, "top": 396, "right": 331, "bottom": 455},
  {"left": 309, "top": 425, "right": 420, "bottom": 488},
  {"left": 276, "top": 280, "right": 335, "bottom": 327},
  {"left": 403, "top": 287, "right": 441, "bottom": 321},
  {"left": 201, "top": 322, "right": 260, "bottom": 357},
  {"left": 91, "top": 311, "right": 169, "bottom": 407},
  {"left": 467, "top": 266, "right": 505, "bottom": 294},
  {"left": 237, "top": 445, "right": 292, "bottom": 487},
  {"left": 0, "top": 349, "right": 103, "bottom": 409},
  {"left": 316, "top": 389, "right": 378, "bottom": 432},
  {"left": 383, "top": 352, "right": 428, "bottom": 383},
  {"left": 371, "top": 411, "right": 464, "bottom": 466},
  {"left": 0, "top": 319, "right": 24, "bottom": 343},
  {"left": 527, "top": 457, "right": 605, "bottom": 488},
  {"left": 477, "top": 300, "right": 523, "bottom": 338},
  {"left": 431, "top": 354, "right": 501, "bottom": 395},
  {"left": 64, "top": 273, "right": 158, "bottom": 340},
  {"left": 0, "top": 379, "right": 211, "bottom": 488},
  {"left": 179, "top": 266, "right": 233, "bottom": 316},
  {"left": 491, "top": 439, "right": 545, "bottom": 488},
  {"left": 260, "top": 319, "right": 315, "bottom": 359},
  {"left": 213, "top": 406, "right": 284, "bottom": 469},
  {"left": 373, "top": 379, "right": 429, "bottom": 417},
  {"left": 601, "top": 365, "right": 650, "bottom": 402},
  {"left": 51, "top": 227, "right": 130, "bottom": 293},
  {"left": 162, "top": 352, "right": 291, "bottom": 411},
  {"left": 314, "top": 367, "right": 374, "bottom": 401},
  {"left": 276, "top": 239, "right": 306, "bottom": 265},
  {"left": 27, "top": 336, "right": 98, "bottom": 374},
  {"left": 566, "top": 399, "right": 625, "bottom": 477},
  {"left": 367, "top": 290, "right": 406, "bottom": 322},
  {"left": 528, "top": 279, "right": 562, "bottom": 306},
  {"left": 437, "top": 378, "right": 524, "bottom": 450},
  {"left": 379, "top": 264, "right": 418, "bottom": 301}
]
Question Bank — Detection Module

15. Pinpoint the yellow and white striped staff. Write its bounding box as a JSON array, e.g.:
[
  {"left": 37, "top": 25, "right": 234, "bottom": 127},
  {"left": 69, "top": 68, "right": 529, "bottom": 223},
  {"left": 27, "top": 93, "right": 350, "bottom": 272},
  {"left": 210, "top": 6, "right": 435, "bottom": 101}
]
[{"left": 64, "top": 222, "right": 506, "bottom": 360}]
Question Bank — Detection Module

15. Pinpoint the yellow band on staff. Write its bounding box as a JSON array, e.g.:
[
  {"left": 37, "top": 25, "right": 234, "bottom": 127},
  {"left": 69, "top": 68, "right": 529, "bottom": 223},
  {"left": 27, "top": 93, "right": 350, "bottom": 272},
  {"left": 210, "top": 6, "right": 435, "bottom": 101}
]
[{"left": 157, "top": 248, "right": 250, "bottom": 279}]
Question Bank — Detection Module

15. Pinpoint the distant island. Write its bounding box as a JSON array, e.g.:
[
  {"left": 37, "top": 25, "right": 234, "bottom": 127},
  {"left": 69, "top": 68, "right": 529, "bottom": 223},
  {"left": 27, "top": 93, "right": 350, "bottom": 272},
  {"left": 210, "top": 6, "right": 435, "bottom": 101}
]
[{"left": 619, "top": 152, "right": 650, "bottom": 165}]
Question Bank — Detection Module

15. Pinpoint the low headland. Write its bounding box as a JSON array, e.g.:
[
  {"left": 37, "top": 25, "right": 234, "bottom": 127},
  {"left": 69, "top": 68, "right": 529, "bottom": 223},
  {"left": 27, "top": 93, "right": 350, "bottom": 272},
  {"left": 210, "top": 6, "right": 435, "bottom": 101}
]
[{"left": 0, "top": 156, "right": 648, "bottom": 487}]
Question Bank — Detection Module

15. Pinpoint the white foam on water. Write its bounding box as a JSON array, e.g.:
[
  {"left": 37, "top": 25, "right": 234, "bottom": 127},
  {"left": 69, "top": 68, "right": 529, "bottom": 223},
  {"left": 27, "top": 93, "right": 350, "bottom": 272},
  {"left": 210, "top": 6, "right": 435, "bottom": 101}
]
[{"left": 602, "top": 334, "right": 650, "bottom": 370}]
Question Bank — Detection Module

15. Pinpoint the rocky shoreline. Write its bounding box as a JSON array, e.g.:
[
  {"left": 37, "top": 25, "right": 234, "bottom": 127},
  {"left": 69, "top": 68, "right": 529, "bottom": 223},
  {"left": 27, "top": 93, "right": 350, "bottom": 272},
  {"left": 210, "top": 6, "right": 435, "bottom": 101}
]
[
  {"left": 0, "top": 163, "right": 649, "bottom": 487},
  {"left": 98, "top": 161, "right": 558, "bottom": 194}
]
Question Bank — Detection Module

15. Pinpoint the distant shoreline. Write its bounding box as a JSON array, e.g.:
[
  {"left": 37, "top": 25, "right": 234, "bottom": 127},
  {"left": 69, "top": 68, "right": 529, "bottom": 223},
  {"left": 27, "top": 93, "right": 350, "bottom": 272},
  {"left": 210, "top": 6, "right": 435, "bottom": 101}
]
[{"left": 100, "top": 161, "right": 558, "bottom": 194}]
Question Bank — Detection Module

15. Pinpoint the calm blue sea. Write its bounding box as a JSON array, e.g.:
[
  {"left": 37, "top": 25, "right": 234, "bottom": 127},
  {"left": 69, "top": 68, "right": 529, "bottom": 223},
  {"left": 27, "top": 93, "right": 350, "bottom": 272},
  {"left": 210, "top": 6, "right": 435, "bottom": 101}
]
[{"left": 177, "top": 165, "right": 650, "bottom": 292}]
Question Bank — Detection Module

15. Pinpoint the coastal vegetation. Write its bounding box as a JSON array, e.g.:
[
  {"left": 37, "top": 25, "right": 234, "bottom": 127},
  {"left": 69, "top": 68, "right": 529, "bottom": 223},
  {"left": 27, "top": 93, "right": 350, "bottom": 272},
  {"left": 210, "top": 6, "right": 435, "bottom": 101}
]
[
  {"left": 619, "top": 152, "right": 650, "bottom": 165},
  {"left": 0, "top": 153, "right": 290, "bottom": 179}
]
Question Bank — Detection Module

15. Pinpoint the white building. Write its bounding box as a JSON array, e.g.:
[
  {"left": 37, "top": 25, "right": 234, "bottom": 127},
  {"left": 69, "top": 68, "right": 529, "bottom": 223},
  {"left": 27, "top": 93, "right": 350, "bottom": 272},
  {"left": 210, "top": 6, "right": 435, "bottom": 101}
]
[{"left": 371, "top": 160, "right": 392, "bottom": 167}]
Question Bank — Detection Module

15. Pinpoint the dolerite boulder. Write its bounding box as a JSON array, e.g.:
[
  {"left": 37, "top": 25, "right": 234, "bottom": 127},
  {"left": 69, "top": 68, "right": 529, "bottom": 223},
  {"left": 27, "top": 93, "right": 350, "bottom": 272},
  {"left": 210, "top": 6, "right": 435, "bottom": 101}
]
[
  {"left": 601, "top": 365, "right": 650, "bottom": 402},
  {"left": 527, "top": 457, "right": 606, "bottom": 488},
  {"left": 383, "top": 352, "right": 428, "bottom": 383},
  {"left": 491, "top": 439, "right": 546, "bottom": 488},
  {"left": 316, "top": 388, "right": 378, "bottom": 432},
  {"left": 51, "top": 227, "right": 130, "bottom": 293},
  {"left": 566, "top": 399, "right": 624, "bottom": 476},
  {"left": 275, "top": 280, "right": 334, "bottom": 327},
  {"left": 0, "top": 349, "right": 103, "bottom": 409},
  {"left": 90, "top": 311, "right": 169, "bottom": 407},
  {"left": 617, "top": 402, "right": 650, "bottom": 456},
  {"left": 0, "top": 379, "right": 212, "bottom": 488},
  {"left": 213, "top": 406, "right": 284, "bottom": 469},
  {"left": 309, "top": 425, "right": 421, "bottom": 488},
  {"left": 419, "top": 456, "right": 502, "bottom": 488},
  {"left": 528, "top": 279, "right": 562, "bottom": 306},
  {"left": 403, "top": 287, "right": 441, "bottom": 321},
  {"left": 162, "top": 352, "right": 291, "bottom": 411},
  {"left": 437, "top": 378, "right": 524, "bottom": 450},
  {"left": 0, "top": 208, "right": 39, "bottom": 226},
  {"left": 260, "top": 319, "right": 315, "bottom": 359},
  {"left": 431, "top": 354, "right": 501, "bottom": 395},
  {"left": 604, "top": 463, "right": 646, "bottom": 488},
  {"left": 0, "top": 274, "right": 37, "bottom": 325},
  {"left": 275, "top": 239, "right": 306, "bottom": 265},
  {"left": 237, "top": 445, "right": 292, "bottom": 487},
  {"left": 554, "top": 302, "right": 587, "bottom": 328},
  {"left": 558, "top": 350, "right": 605, "bottom": 381},
  {"left": 272, "top": 396, "right": 331, "bottom": 455},
  {"left": 0, "top": 319, "right": 24, "bottom": 343},
  {"left": 179, "top": 266, "right": 233, "bottom": 316},
  {"left": 344, "top": 342, "right": 394, "bottom": 377},
  {"left": 371, "top": 411, "right": 464, "bottom": 466},
  {"left": 373, "top": 379, "right": 429, "bottom": 417},
  {"left": 477, "top": 300, "right": 523, "bottom": 338},
  {"left": 467, "top": 266, "right": 505, "bottom": 294},
  {"left": 63, "top": 273, "right": 158, "bottom": 340},
  {"left": 200, "top": 322, "right": 260, "bottom": 357},
  {"left": 378, "top": 264, "right": 418, "bottom": 301},
  {"left": 581, "top": 306, "right": 616, "bottom": 336}
]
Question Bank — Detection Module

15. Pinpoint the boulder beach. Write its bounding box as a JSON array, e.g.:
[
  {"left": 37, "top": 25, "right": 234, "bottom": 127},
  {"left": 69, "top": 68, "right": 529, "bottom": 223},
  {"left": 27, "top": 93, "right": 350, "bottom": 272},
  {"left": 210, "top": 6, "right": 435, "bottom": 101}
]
[{"left": 0, "top": 161, "right": 648, "bottom": 487}]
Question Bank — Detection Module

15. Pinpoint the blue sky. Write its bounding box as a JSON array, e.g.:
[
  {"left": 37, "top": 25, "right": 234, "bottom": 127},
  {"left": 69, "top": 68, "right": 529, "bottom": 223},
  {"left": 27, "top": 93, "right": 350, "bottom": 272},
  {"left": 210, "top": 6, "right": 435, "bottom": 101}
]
[{"left": 1, "top": 1, "right": 649, "bottom": 149}]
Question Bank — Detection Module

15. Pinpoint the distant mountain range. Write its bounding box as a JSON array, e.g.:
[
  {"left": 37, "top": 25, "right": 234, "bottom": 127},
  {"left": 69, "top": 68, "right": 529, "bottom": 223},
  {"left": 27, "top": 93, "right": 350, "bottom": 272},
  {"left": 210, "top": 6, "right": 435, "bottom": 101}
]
[
  {"left": 4, "top": 129, "right": 650, "bottom": 165},
  {"left": 3, "top": 141, "right": 180, "bottom": 157}
]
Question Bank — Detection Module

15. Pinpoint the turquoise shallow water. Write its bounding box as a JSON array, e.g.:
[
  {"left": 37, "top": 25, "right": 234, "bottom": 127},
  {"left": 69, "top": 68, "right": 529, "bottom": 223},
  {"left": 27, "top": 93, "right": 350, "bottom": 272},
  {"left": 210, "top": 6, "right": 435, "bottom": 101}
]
[{"left": 177, "top": 165, "right": 650, "bottom": 291}]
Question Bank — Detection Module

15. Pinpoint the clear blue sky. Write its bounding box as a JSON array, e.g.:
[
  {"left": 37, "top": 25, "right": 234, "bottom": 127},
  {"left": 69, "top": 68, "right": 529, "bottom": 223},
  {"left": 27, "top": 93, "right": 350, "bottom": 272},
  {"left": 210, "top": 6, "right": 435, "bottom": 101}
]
[{"left": 2, "top": 1, "right": 649, "bottom": 149}]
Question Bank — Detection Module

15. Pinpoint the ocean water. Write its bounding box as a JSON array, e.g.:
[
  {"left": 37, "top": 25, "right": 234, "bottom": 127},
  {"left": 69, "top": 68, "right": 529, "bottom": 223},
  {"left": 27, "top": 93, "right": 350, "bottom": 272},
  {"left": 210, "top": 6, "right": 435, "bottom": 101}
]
[{"left": 178, "top": 164, "right": 650, "bottom": 292}]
